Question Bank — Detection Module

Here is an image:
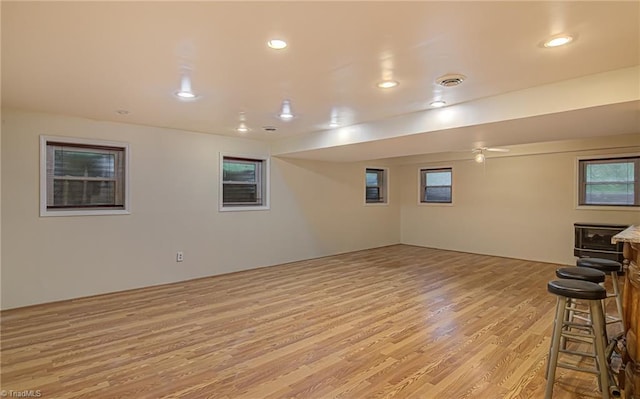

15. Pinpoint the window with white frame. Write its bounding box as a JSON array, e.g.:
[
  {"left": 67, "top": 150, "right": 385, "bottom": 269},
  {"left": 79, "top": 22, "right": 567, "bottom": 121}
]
[
  {"left": 420, "top": 167, "right": 452, "bottom": 203},
  {"left": 365, "top": 168, "right": 387, "bottom": 204},
  {"left": 578, "top": 156, "right": 639, "bottom": 207},
  {"left": 40, "top": 136, "right": 129, "bottom": 216},
  {"left": 221, "top": 155, "right": 269, "bottom": 210}
]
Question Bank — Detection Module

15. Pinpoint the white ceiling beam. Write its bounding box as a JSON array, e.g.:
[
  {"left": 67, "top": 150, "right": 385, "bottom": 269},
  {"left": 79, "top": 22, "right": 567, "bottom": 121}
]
[{"left": 271, "top": 66, "right": 640, "bottom": 160}]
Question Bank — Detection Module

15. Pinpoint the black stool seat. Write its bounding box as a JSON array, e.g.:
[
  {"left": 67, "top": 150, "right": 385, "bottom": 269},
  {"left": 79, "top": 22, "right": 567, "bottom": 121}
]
[
  {"left": 556, "top": 267, "right": 605, "bottom": 283},
  {"left": 547, "top": 279, "right": 606, "bottom": 300},
  {"left": 577, "top": 257, "right": 622, "bottom": 272}
]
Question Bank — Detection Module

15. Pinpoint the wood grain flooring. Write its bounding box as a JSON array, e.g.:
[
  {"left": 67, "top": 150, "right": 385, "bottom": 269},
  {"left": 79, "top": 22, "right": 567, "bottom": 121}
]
[{"left": 0, "top": 245, "right": 625, "bottom": 398}]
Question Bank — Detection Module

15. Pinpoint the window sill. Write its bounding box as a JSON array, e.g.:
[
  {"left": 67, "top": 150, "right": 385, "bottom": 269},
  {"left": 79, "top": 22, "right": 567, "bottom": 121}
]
[
  {"left": 365, "top": 201, "right": 388, "bottom": 206},
  {"left": 219, "top": 205, "right": 270, "bottom": 212},
  {"left": 40, "top": 209, "right": 131, "bottom": 217},
  {"left": 418, "top": 202, "right": 454, "bottom": 207},
  {"left": 576, "top": 205, "right": 639, "bottom": 212}
]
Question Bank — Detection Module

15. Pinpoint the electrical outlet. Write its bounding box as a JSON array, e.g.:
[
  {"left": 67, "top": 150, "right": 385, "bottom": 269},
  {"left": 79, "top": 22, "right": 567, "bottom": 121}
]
[{"left": 176, "top": 251, "right": 184, "bottom": 262}]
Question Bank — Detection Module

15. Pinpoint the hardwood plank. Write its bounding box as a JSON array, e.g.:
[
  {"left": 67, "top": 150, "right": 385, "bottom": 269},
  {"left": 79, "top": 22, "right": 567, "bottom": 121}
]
[{"left": 0, "top": 245, "right": 624, "bottom": 398}]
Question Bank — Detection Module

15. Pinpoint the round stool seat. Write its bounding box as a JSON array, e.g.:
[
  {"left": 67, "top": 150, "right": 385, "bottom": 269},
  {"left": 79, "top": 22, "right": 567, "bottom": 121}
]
[
  {"left": 556, "top": 267, "right": 606, "bottom": 283},
  {"left": 547, "top": 279, "right": 607, "bottom": 300},
  {"left": 576, "top": 257, "right": 622, "bottom": 272}
]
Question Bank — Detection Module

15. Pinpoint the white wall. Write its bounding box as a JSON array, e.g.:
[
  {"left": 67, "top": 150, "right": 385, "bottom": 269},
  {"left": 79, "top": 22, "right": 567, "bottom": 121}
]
[
  {"left": 0, "top": 110, "right": 400, "bottom": 309},
  {"left": 0, "top": 112, "right": 3, "bottom": 307},
  {"left": 399, "top": 135, "right": 640, "bottom": 265},
  {"left": 2, "top": 109, "right": 638, "bottom": 309}
]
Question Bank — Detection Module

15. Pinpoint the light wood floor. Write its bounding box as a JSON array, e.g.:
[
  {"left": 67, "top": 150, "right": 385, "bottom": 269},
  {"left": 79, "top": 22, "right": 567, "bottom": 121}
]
[{"left": 1, "top": 245, "right": 624, "bottom": 398}]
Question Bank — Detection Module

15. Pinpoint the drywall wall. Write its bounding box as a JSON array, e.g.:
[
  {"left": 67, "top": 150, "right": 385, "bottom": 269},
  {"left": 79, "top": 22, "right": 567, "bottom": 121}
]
[
  {"left": 0, "top": 110, "right": 400, "bottom": 309},
  {"left": 3, "top": 109, "right": 637, "bottom": 309},
  {"left": 0, "top": 111, "right": 3, "bottom": 307},
  {"left": 399, "top": 136, "right": 640, "bottom": 265}
]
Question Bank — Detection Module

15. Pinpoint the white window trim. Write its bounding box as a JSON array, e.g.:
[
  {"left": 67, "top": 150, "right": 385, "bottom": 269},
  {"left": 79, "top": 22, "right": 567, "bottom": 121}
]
[
  {"left": 219, "top": 152, "right": 270, "bottom": 212},
  {"left": 575, "top": 152, "right": 640, "bottom": 211},
  {"left": 40, "top": 135, "right": 131, "bottom": 217},
  {"left": 364, "top": 166, "right": 389, "bottom": 206},
  {"left": 417, "top": 166, "right": 454, "bottom": 206}
]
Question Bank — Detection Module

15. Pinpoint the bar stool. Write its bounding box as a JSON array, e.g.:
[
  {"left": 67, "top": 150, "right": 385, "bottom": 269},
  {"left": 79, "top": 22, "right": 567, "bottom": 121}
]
[
  {"left": 545, "top": 279, "right": 610, "bottom": 399},
  {"left": 577, "top": 258, "right": 624, "bottom": 328},
  {"left": 556, "top": 267, "right": 607, "bottom": 326},
  {"left": 556, "top": 267, "right": 606, "bottom": 284}
]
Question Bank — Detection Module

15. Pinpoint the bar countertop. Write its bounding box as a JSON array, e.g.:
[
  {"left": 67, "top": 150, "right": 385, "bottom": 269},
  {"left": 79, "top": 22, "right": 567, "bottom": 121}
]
[{"left": 612, "top": 225, "right": 640, "bottom": 244}]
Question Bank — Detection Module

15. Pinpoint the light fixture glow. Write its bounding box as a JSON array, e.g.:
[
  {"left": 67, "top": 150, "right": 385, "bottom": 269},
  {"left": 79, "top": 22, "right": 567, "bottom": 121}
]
[
  {"left": 474, "top": 152, "right": 485, "bottom": 163},
  {"left": 376, "top": 80, "right": 399, "bottom": 89},
  {"left": 175, "top": 90, "right": 196, "bottom": 99},
  {"left": 430, "top": 100, "right": 447, "bottom": 108},
  {"left": 279, "top": 99, "right": 294, "bottom": 120},
  {"left": 329, "top": 108, "right": 339, "bottom": 128},
  {"left": 236, "top": 112, "right": 249, "bottom": 132},
  {"left": 267, "top": 39, "right": 288, "bottom": 50},
  {"left": 175, "top": 68, "right": 198, "bottom": 100},
  {"left": 236, "top": 123, "right": 249, "bottom": 133},
  {"left": 544, "top": 35, "right": 573, "bottom": 48}
]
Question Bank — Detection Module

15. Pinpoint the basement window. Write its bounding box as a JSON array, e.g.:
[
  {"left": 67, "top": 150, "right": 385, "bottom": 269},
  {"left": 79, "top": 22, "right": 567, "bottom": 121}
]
[
  {"left": 220, "top": 154, "right": 270, "bottom": 211},
  {"left": 420, "top": 167, "right": 452, "bottom": 204},
  {"left": 578, "top": 156, "right": 639, "bottom": 207},
  {"left": 365, "top": 168, "right": 388, "bottom": 204},
  {"left": 40, "top": 136, "right": 130, "bottom": 217}
]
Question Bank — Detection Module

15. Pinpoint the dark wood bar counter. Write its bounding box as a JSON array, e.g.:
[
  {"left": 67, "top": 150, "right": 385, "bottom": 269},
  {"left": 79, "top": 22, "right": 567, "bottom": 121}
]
[{"left": 613, "top": 225, "right": 640, "bottom": 399}]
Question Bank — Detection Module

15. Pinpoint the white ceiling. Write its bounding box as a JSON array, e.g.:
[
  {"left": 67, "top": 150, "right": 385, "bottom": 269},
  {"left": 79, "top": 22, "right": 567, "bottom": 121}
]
[{"left": 2, "top": 1, "right": 639, "bottom": 161}]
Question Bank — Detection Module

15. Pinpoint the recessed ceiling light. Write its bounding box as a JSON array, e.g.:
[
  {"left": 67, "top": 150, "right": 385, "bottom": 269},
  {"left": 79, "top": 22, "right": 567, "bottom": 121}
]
[
  {"left": 236, "top": 112, "right": 250, "bottom": 133},
  {"left": 236, "top": 123, "right": 249, "bottom": 133},
  {"left": 279, "top": 99, "right": 294, "bottom": 120},
  {"left": 430, "top": 100, "right": 447, "bottom": 108},
  {"left": 329, "top": 109, "right": 339, "bottom": 128},
  {"left": 267, "top": 39, "right": 287, "bottom": 50},
  {"left": 175, "top": 68, "right": 199, "bottom": 101},
  {"left": 544, "top": 35, "right": 574, "bottom": 48},
  {"left": 175, "top": 90, "right": 196, "bottom": 99},
  {"left": 376, "top": 80, "right": 399, "bottom": 89}
]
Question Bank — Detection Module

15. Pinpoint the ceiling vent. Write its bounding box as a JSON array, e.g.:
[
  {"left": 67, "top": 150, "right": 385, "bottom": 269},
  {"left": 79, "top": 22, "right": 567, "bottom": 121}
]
[
  {"left": 263, "top": 126, "right": 277, "bottom": 132},
  {"left": 436, "top": 74, "right": 466, "bottom": 87}
]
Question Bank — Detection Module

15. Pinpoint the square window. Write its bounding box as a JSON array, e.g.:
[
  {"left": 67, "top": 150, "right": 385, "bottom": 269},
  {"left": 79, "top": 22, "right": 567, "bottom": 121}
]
[
  {"left": 40, "top": 136, "right": 129, "bottom": 216},
  {"left": 365, "top": 168, "right": 388, "bottom": 204},
  {"left": 420, "top": 168, "right": 452, "bottom": 203},
  {"left": 220, "top": 155, "right": 269, "bottom": 211},
  {"left": 578, "top": 156, "right": 639, "bottom": 207}
]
